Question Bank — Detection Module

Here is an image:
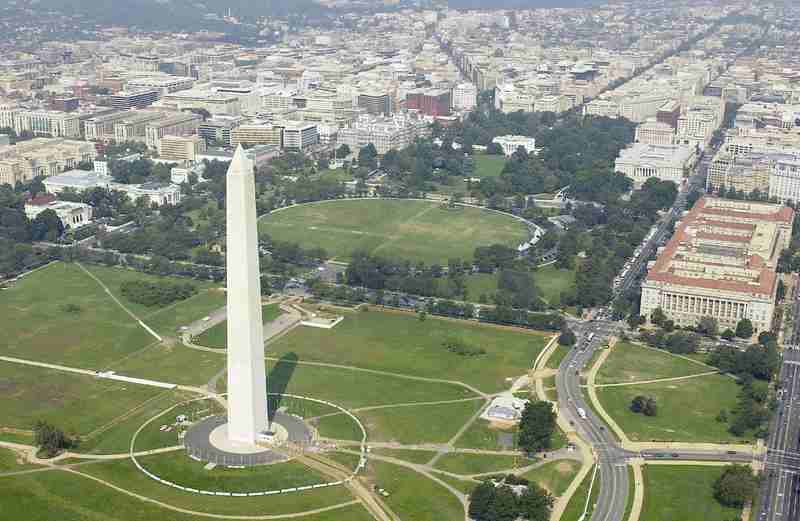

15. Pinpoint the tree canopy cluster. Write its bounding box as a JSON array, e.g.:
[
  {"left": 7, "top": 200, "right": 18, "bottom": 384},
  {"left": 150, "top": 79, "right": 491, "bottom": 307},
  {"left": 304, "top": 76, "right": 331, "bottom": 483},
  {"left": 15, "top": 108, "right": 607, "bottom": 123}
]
[
  {"left": 469, "top": 476, "right": 554, "bottom": 521},
  {"left": 120, "top": 279, "right": 197, "bottom": 308},
  {"left": 713, "top": 465, "right": 758, "bottom": 508},
  {"left": 630, "top": 395, "right": 658, "bottom": 416},
  {"left": 518, "top": 401, "right": 557, "bottom": 454},
  {"left": 34, "top": 420, "right": 76, "bottom": 458}
]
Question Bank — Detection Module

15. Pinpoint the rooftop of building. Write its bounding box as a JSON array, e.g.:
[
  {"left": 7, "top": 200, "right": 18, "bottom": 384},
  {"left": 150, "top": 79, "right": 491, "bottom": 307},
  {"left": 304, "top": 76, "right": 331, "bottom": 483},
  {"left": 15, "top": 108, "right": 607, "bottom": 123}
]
[
  {"left": 645, "top": 196, "right": 794, "bottom": 297},
  {"left": 616, "top": 143, "right": 694, "bottom": 166}
]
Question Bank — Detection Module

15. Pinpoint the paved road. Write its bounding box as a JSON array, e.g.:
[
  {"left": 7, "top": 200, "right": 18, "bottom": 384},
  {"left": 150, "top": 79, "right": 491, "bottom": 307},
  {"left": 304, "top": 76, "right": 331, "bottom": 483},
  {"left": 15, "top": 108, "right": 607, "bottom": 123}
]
[
  {"left": 758, "top": 347, "right": 800, "bottom": 521},
  {"left": 557, "top": 327, "right": 629, "bottom": 521}
]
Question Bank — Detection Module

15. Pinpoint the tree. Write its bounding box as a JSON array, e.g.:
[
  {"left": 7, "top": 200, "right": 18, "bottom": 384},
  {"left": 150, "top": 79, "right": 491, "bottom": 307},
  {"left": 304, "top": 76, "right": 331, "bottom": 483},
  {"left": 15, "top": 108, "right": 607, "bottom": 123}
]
[
  {"left": 697, "top": 316, "right": 718, "bottom": 337},
  {"left": 34, "top": 420, "right": 74, "bottom": 458},
  {"left": 486, "top": 142, "right": 504, "bottom": 155},
  {"left": 518, "top": 401, "right": 557, "bottom": 454},
  {"left": 735, "top": 319, "right": 754, "bottom": 339},
  {"left": 713, "top": 465, "right": 758, "bottom": 508},
  {"left": 358, "top": 143, "right": 378, "bottom": 170},
  {"left": 630, "top": 395, "right": 657, "bottom": 416},
  {"left": 721, "top": 329, "right": 735, "bottom": 341},
  {"left": 30, "top": 209, "right": 64, "bottom": 241},
  {"left": 518, "top": 484, "right": 554, "bottom": 521},
  {"left": 335, "top": 144, "right": 351, "bottom": 158},
  {"left": 650, "top": 307, "right": 666, "bottom": 326},
  {"left": 468, "top": 482, "right": 495, "bottom": 521},
  {"left": 558, "top": 327, "right": 577, "bottom": 347}
]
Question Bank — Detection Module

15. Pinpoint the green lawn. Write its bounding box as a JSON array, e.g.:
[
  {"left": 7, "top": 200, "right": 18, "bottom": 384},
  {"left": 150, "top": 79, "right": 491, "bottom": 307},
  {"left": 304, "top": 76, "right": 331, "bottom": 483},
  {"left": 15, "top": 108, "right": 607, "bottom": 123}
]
[
  {"left": 522, "top": 459, "right": 581, "bottom": 497},
  {"left": 265, "top": 358, "right": 476, "bottom": 409},
  {"left": 0, "top": 262, "right": 225, "bottom": 371},
  {"left": 130, "top": 398, "right": 225, "bottom": 455},
  {"left": 546, "top": 344, "right": 570, "bottom": 370},
  {"left": 596, "top": 342, "right": 714, "bottom": 385},
  {"left": 434, "top": 453, "right": 526, "bottom": 476},
  {"left": 259, "top": 199, "right": 528, "bottom": 264},
  {"left": 641, "top": 465, "right": 742, "bottom": 521},
  {"left": 597, "top": 374, "right": 747, "bottom": 443},
  {"left": 80, "top": 459, "right": 355, "bottom": 516},
  {"left": 107, "top": 342, "right": 225, "bottom": 386},
  {"left": 373, "top": 448, "right": 438, "bottom": 465},
  {"left": 144, "top": 289, "right": 226, "bottom": 337},
  {"left": 316, "top": 412, "right": 364, "bottom": 441},
  {"left": 474, "top": 154, "right": 507, "bottom": 178},
  {"left": 0, "top": 466, "right": 369, "bottom": 520},
  {"left": 80, "top": 391, "right": 200, "bottom": 455},
  {"left": 455, "top": 419, "right": 516, "bottom": 450},
  {"left": 433, "top": 473, "right": 479, "bottom": 495},
  {"left": 0, "top": 362, "right": 168, "bottom": 440},
  {"left": 139, "top": 451, "right": 326, "bottom": 492},
  {"left": 0, "top": 262, "right": 155, "bottom": 368},
  {"left": 534, "top": 264, "right": 576, "bottom": 306},
  {"left": 561, "top": 465, "right": 600, "bottom": 521},
  {"left": 194, "top": 303, "right": 283, "bottom": 349},
  {"left": 83, "top": 265, "right": 219, "bottom": 319},
  {"left": 269, "top": 309, "right": 549, "bottom": 393},
  {"left": 353, "top": 400, "right": 484, "bottom": 444},
  {"left": 463, "top": 272, "right": 498, "bottom": 301},
  {"left": 369, "top": 461, "right": 464, "bottom": 521},
  {"left": 319, "top": 168, "right": 354, "bottom": 183}
]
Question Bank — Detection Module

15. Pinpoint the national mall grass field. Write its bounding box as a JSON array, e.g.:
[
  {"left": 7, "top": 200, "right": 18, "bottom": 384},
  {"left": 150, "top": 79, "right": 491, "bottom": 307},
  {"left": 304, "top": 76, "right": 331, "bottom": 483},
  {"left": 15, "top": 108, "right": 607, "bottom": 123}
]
[{"left": 258, "top": 199, "right": 529, "bottom": 264}]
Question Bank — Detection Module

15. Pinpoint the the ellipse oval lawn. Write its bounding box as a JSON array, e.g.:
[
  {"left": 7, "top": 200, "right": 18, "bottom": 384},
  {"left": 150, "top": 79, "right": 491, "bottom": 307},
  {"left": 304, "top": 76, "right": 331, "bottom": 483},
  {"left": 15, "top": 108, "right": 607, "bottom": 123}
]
[{"left": 259, "top": 199, "right": 529, "bottom": 264}]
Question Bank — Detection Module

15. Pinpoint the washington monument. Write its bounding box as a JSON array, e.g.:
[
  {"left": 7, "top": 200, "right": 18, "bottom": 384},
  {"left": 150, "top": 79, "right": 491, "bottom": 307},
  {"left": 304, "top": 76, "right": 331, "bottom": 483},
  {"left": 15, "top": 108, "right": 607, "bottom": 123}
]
[{"left": 225, "top": 145, "right": 268, "bottom": 445}]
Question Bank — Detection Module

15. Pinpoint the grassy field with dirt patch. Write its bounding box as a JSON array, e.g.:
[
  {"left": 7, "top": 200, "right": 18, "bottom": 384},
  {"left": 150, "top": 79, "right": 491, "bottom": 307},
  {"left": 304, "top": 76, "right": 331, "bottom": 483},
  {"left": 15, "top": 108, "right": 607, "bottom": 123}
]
[{"left": 522, "top": 459, "right": 581, "bottom": 497}]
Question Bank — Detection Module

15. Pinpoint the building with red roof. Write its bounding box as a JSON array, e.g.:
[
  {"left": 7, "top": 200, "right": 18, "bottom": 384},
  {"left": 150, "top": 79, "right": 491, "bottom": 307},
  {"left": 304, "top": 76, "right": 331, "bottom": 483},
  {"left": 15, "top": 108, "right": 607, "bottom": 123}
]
[{"left": 640, "top": 196, "right": 794, "bottom": 334}]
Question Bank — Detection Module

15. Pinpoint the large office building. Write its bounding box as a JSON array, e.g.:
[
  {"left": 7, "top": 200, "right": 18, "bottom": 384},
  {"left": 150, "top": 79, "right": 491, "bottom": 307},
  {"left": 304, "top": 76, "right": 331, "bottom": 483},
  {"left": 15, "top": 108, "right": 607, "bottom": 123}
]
[
  {"left": 405, "top": 89, "right": 451, "bottom": 117},
  {"left": 158, "top": 134, "right": 206, "bottom": 162},
  {"left": 768, "top": 156, "right": 800, "bottom": 204},
  {"left": 0, "top": 138, "right": 96, "bottom": 186},
  {"left": 4, "top": 109, "right": 81, "bottom": 138},
  {"left": 640, "top": 197, "right": 794, "bottom": 334},
  {"left": 706, "top": 150, "right": 772, "bottom": 195},
  {"left": 336, "top": 114, "right": 428, "bottom": 155},
  {"left": 635, "top": 120, "right": 676, "bottom": 146},
  {"left": 144, "top": 112, "right": 202, "bottom": 148},
  {"left": 452, "top": 82, "right": 478, "bottom": 111},
  {"left": 230, "top": 124, "right": 283, "bottom": 148},
  {"left": 24, "top": 195, "right": 92, "bottom": 229},
  {"left": 282, "top": 122, "right": 318, "bottom": 151},
  {"left": 111, "top": 89, "right": 160, "bottom": 110},
  {"left": 357, "top": 91, "right": 393, "bottom": 116},
  {"left": 614, "top": 143, "right": 696, "bottom": 188}
]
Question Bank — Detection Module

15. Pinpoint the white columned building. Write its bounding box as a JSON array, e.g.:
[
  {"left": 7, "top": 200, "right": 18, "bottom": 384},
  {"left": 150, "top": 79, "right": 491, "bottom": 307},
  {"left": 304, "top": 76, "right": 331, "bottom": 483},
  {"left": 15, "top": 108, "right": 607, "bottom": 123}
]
[{"left": 225, "top": 145, "right": 269, "bottom": 445}]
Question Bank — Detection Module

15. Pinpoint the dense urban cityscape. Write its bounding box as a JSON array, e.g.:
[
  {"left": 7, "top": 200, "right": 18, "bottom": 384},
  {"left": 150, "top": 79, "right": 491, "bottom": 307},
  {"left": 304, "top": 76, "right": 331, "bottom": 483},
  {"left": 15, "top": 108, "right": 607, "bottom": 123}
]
[{"left": 2, "top": 1, "right": 800, "bottom": 521}]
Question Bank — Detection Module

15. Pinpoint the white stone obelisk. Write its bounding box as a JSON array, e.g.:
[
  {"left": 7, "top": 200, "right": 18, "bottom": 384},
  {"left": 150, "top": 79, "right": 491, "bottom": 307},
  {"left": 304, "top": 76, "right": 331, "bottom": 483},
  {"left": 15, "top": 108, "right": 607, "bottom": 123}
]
[{"left": 226, "top": 145, "right": 268, "bottom": 445}]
